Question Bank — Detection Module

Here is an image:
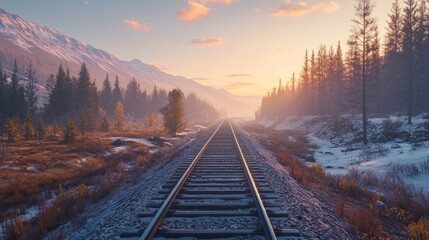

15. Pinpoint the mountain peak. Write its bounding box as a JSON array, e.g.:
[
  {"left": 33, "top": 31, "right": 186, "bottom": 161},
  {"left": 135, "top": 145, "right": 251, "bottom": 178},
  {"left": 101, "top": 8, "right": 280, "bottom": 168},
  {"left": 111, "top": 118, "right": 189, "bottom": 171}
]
[{"left": 130, "top": 58, "right": 143, "bottom": 64}]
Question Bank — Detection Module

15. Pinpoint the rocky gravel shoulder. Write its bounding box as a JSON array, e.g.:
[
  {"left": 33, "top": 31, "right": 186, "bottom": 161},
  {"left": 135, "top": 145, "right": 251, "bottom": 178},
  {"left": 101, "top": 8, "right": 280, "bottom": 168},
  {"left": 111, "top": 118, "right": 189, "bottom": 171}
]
[{"left": 236, "top": 124, "right": 356, "bottom": 240}]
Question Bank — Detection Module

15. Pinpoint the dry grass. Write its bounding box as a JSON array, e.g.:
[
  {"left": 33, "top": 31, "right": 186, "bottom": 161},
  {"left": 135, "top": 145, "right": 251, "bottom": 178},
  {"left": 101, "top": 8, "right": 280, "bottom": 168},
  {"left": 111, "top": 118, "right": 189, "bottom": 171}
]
[
  {"left": 408, "top": 218, "right": 429, "bottom": 240},
  {"left": 1, "top": 122, "right": 196, "bottom": 239},
  {"left": 0, "top": 124, "right": 170, "bottom": 207},
  {"left": 244, "top": 123, "right": 429, "bottom": 239}
]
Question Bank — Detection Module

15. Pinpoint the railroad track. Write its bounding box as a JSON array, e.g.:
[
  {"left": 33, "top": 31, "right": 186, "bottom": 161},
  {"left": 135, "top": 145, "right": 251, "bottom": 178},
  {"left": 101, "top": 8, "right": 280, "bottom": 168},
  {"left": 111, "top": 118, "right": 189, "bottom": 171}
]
[{"left": 121, "top": 120, "right": 300, "bottom": 239}]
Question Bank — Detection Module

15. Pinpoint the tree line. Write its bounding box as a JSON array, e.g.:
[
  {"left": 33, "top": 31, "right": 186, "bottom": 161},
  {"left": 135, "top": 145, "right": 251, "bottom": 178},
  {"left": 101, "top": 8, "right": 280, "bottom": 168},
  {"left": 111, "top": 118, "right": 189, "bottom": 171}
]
[
  {"left": 0, "top": 61, "right": 221, "bottom": 142},
  {"left": 256, "top": 0, "right": 429, "bottom": 145}
]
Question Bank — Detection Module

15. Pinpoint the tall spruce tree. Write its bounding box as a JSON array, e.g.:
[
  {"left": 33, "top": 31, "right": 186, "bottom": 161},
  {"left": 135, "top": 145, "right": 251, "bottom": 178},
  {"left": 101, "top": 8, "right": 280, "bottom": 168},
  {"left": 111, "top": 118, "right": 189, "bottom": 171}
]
[
  {"left": 8, "top": 60, "right": 25, "bottom": 119},
  {"left": 402, "top": 0, "right": 419, "bottom": 124},
  {"left": 100, "top": 74, "right": 113, "bottom": 115},
  {"left": 349, "top": 0, "right": 378, "bottom": 145},
  {"left": 44, "top": 74, "right": 55, "bottom": 106},
  {"left": 65, "top": 69, "right": 74, "bottom": 115},
  {"left": 46, "top": 65, "right": 67, "bottom": 119},
  {"left": 124, "top": 78, "right": 141, "bottom": 119},
  {"left": 76, "top": 63, "right": 91, "bottom": 113},
  {"left": 415, "top": 0, "right": 429, "bottom": 112},
  {"left": 384, "top": 0, "right": 404, "bottom": 112},
  {"left": 299, "top": 50, "right": 310, "bottom": 114},
  {"left": 24, "top": 61, "right": 38, "bottom": 115},
  {"left": 333, "top": 42, "right": 345, "bottom": 114},
  {"left": 112, "top": 75, "right": 123, "bottom": 105}
]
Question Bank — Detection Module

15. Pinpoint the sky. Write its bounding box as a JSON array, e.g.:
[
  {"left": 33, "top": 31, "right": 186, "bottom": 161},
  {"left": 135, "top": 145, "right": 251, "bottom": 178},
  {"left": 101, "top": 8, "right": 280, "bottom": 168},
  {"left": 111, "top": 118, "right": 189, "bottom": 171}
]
[{"left": 1, "top": 0, "right": 393, "bottom": 96}]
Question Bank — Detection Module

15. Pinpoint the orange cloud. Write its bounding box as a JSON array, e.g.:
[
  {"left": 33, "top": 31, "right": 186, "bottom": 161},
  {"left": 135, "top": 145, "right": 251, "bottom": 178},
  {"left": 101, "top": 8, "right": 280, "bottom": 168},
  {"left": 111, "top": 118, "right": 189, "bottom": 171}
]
[
  {"left": 123, "top": 19, "right": 150, "bottom": 32},
  {"left": 202, "top": 0, "right": 234, "bottom": 5},
  {"left": 178, "top": 0, "right": 210, "bottom": 22},
  {"left": 272, "top": 1, "right": 340, "bottom": 17},
  {"left": 191, "top": 38, "right": 225, "bottom": 46}
]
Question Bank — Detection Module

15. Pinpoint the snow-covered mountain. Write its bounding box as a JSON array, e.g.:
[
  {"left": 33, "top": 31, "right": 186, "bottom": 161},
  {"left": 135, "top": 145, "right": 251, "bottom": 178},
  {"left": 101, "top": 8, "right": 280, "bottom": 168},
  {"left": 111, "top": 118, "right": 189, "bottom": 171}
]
[{"left": 0, "top": 8, "right": 260, "bottom": 117}]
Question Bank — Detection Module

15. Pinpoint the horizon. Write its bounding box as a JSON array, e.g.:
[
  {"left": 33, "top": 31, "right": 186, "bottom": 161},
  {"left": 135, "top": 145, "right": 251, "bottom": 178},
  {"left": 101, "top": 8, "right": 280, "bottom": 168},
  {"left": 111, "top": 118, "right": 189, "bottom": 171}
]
[{"left": 0, "top": 1, "right": 393, "bottom": 97}]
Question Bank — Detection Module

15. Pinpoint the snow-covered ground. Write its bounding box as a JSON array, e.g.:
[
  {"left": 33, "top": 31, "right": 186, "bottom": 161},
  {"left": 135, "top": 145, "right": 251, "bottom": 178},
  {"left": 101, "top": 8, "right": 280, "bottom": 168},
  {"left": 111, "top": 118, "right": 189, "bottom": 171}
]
[{"left": 260, "top": 114, "right": 429, "bottom": 194}]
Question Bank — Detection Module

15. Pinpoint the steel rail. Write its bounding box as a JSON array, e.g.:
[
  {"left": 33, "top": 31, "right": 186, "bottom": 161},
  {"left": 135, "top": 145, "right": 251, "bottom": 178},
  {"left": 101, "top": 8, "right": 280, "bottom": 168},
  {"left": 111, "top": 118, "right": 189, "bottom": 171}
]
[
  {"left": 228, "top": 119, "right": 278, "bottom": 240},
  {"left": 139, "top": 119, "right": 225, "bottom": 240}
]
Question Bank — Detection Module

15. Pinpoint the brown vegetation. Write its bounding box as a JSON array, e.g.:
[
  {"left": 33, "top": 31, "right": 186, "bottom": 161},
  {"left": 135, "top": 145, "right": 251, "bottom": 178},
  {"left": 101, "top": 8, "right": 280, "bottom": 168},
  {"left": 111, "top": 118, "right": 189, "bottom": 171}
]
[
  {"left": 244, "top": 123, "right": 429, "bottom": 239},
  {"left": 0, "top": 121, "right": 196, "bottom": 239}
]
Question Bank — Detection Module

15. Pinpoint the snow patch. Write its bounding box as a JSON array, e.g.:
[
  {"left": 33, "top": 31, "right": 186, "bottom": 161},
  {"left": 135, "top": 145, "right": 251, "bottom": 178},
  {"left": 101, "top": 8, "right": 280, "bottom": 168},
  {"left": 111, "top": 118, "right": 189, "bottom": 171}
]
[
  {"left": 109, "top": 137, "right": 157, "bottom": 148},
  {"left": 261, "top": 114, "right": 429, "bottom": 194}
]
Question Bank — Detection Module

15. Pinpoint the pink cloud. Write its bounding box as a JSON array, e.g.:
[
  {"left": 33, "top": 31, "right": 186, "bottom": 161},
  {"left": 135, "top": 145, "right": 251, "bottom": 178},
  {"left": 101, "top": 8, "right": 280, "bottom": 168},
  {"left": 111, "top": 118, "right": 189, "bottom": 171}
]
[
  {"left": 272, "top": 1, "right": 340, "bottom": 17},
  {"left": 202, "top": 0, "right": 234, "bottom": 5},
  {"left": 123, "top": 19, "right": 150, "bottom": 32},
  {"left": 178, "top": 0, "right": 210, "bottom": 22},
  {"left": 191, "top": 38, "right": 225, "bottom": 46}
]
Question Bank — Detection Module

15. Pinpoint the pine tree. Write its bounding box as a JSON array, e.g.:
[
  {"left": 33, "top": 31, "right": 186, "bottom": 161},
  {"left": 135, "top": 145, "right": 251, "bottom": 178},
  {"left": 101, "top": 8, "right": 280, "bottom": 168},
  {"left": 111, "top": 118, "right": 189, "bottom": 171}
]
[
  {"left": 151, "top": 85, "right": 159, "bottom": 113},
  {"left": 124, "top": 78, "right": 141, "bottom": 119},
  {"left": 349, "top": 0, "right": 378, "bottom": 145},
  {"left": 316, "top": 45, "right": 328, "bottom": 115},
  {"left": 290, "top": 73, "right": 296, "bottom": 115},
  {"left": 299, "top": 50, "right": 310, "bottom": 114},
  {"left": 46, "top": 65, "right": 67, "bottom": 119},
  {"left": 65, "top": 69, "right": 74, "bottom": 115},
  {"left": 112, "top": 75, "right": 123, "bottom": 106},
  {"left": 385, "top": 0, "right": 403, "bottom": 55},
  {"left": 327, "top": 46, "right": 336, "bottom": 114},
  {"left": 333, "top": 42, "right": 345, "bottom": 114},
  {"left": 24, "top": 61, "right": 39, "bottom": 115},
  {"left": 415, "top": 0, "right": 429, "bottom": 112},
  {"left": 161, "top": 89, "right": 186, "bottom": 136},
  {"left": 402, "top": 0, "right": 419, "bottom": 124},
  {"left": 8, "top": 60, "right": 25, "bottom": 119},
  {"left": 44, "top": 74, "right": 55, "bottom": 106},
  {"left": 76, "top": 63, "right": 91, "bottom": 113},
  {"left": 100, "top": 74, "right": 113, "bottom": 115},
  {"left": 384, "top": 0, "right": 404, "bottom": 113},
  {"left": 309, "top": 50, "right": 317, "bottom": 113}
]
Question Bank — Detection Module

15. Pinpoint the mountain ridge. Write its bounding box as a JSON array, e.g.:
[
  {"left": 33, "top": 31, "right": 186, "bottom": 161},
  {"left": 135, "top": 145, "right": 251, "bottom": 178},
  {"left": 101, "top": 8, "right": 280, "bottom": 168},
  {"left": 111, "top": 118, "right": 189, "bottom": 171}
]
[{"left": 0, "top": 8, "right": 260, "bottom": 117}]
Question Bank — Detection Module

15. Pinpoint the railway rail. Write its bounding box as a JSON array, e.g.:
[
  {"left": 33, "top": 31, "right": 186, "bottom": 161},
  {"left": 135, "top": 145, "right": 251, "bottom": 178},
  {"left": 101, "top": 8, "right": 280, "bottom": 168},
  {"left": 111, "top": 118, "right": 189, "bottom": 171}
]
[{"left": 121, "top": 119, "right": 300, "bottom": 239}]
